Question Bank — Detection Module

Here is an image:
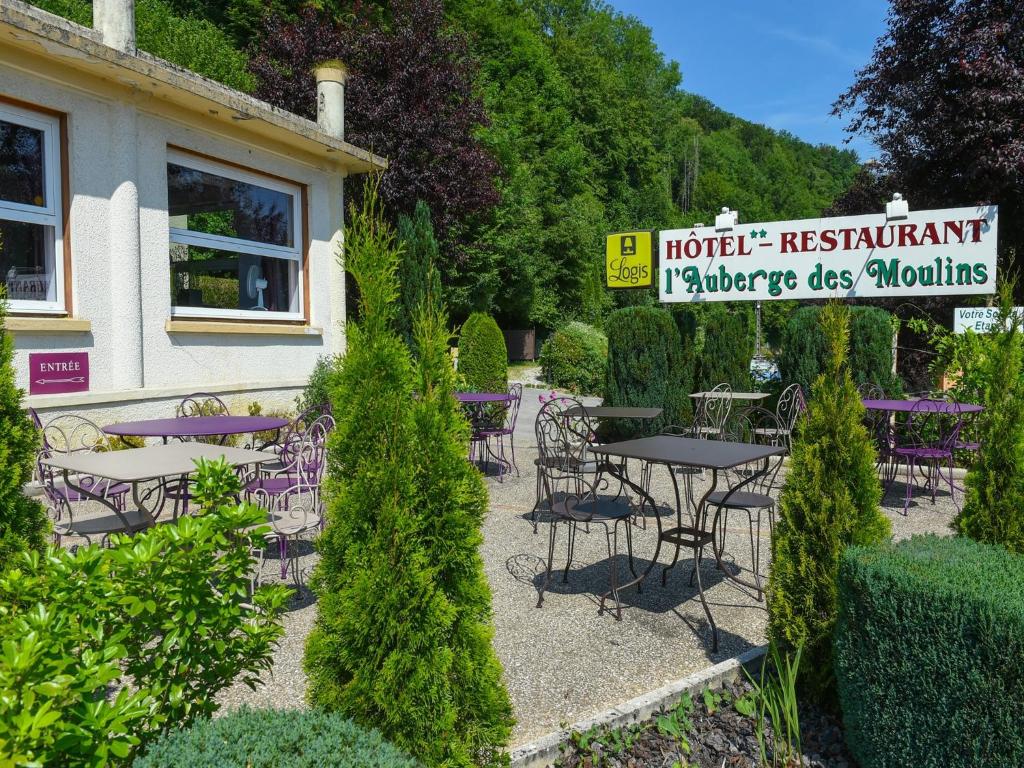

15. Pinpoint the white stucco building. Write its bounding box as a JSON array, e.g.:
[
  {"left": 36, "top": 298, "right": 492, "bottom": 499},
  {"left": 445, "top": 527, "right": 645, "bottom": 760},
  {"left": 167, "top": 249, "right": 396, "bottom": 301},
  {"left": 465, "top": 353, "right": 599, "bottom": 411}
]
[{"left": 0, "top": 0, "right": 385, "bottom": 422}]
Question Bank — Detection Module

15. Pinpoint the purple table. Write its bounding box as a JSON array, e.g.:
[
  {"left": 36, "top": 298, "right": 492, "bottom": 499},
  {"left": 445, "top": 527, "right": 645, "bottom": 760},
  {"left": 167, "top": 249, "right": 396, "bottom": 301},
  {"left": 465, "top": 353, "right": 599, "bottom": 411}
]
[
  {"left": 455, "top": 392, "right": 510, "bottom": 404},
  {"left": 105, "top": 415, "right": 290, "bottom": 443},
  {"left": 862, "top": 399, "right": 983, "bottom": 414}
]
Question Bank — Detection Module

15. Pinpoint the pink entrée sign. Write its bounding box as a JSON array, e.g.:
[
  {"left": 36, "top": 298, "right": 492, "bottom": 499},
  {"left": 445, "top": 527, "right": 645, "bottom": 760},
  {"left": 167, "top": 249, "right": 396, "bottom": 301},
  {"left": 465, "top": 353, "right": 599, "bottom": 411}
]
[{"left": 28, "top": 352, "right": 89, "bottom": 396}]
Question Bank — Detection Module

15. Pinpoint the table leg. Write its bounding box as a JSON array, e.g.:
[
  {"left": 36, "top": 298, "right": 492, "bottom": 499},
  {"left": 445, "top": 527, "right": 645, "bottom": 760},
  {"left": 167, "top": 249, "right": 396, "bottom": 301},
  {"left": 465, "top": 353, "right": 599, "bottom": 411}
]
[{"left": 60, "top": 469, "right": 157, "bottom": 535}]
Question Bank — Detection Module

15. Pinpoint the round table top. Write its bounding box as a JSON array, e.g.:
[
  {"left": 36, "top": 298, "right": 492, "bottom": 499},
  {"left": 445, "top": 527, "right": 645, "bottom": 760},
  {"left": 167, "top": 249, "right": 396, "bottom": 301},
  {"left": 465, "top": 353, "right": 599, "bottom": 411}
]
[
  {"left": 862, "top": 398, "right": 983, "bottom": 414},
  {"left": 104, "top": 415, "right": 291, "bottom": 438},
  {"left": 455, "top": 392, "right": 510, "bottom": 403}
]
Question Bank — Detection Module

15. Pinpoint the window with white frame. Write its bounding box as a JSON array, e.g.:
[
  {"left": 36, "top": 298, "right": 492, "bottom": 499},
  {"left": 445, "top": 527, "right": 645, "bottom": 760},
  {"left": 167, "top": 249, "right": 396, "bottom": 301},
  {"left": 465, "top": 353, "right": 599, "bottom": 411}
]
[
  {"left": 167, "top": 150, "right": 303, "bottom": 320},
  {"left": 0, "top": 103, "right": 64, "bottom": 313}
]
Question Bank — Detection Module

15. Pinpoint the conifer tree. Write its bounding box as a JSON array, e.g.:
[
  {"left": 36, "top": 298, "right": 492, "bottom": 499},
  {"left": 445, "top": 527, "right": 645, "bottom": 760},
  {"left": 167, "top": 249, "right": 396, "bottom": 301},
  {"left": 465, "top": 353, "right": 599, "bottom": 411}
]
[
  {"left": 304, "top": 181, "right": 511, "bottom": 766},
  {"left": 954, "top": 281, "right": 1024, "bottom": 553},
  {"left": 0, "top": 288, "right": 48, "bottom": 572},
  {"left": 766, "top": 301, "right": 891, "bottom": 702},
  {"left": 395, "top": 201, "right": 442, "bottom": 352}
]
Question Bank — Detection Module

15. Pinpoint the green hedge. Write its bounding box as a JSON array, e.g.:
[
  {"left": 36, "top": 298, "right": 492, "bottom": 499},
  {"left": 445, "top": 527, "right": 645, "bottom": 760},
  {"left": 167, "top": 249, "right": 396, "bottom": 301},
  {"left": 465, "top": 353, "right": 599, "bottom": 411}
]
[
  {"left": 134, "top": 708, "right": 419, "bottom": 767},
  {"left": 538, "top": 321, "right": 607, "bottom": 395},
  {"left": 458, "top": 312, "right": 508, "bottom": 393},
  {"left": 603, "top": 306, "right": 693, "bottom": 440},
  {"left": 675, "top": 304, "right": 754, "bottom": 391},
  {"left": 778, "top": 305, "right": 900, "bottom": 394},
  {"left": 835, "top": 535, "right": 1024, "bottom": 768}
]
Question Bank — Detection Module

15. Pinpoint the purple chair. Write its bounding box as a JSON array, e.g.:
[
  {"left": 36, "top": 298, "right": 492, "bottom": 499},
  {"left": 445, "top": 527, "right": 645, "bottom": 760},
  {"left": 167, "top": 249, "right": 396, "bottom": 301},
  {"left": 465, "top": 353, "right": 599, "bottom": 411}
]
[
  {"left": 473, "top": 384, "right": 523, "bottom": 482},
  {"left": 246, "top": 414, "right": 334, "bottom": 585},
  {"left": 888, "top": 398, "right": 961, "bottom": 515}
]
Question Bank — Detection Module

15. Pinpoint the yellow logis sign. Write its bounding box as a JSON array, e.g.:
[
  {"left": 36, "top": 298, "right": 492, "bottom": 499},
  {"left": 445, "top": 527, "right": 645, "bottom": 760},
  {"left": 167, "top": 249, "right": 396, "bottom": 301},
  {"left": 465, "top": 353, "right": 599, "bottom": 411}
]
[{"left": 606, "top": 231, "right": 654, "bottom": 289}]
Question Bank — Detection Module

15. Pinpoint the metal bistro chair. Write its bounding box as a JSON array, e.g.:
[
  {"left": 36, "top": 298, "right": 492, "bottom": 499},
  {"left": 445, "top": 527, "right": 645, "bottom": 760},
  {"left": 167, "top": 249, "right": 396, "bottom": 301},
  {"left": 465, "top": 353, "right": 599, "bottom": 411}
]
[
  {"left": 857, "top": 382, "right": 896, "bottom": 480},
  {"left": 167, "top": 392, "right": 232, "bottom": 515},
  {"left": 534, "top": 397, "right": 642, "bottom": 620},
  {"left": 246, "top": 415, "right": 334, "bottom": 586},
  {"left": 36, "top": 415, "right": 142, "bottom": 547},
  {"left": 692, "top": 383, "right": 733, "bottom": 440},
  {"left": 763, "top": 383, "right": 806, "bottom": 448},
  {"left": 706, "top": 407, "right": 786, "bottom": 600},
  {"left": 888, "top": 398, "right": 961, "bottom": 515},
  {"left": 474, "top": 383, "right": 523, "bottom": 481},
  {"left": 530, "top": 396, "right": 599, "bottom": 533}
]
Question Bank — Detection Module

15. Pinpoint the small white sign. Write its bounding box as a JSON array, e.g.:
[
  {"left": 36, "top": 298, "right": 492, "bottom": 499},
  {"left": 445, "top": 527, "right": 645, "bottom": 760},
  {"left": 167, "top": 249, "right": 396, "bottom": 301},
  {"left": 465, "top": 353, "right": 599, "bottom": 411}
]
[
  {"left": 659, "top": 205, "right": 998, "bottom": 303},
  {"left": 953, "top": 306, "right": 1024, "bottom": 334}
]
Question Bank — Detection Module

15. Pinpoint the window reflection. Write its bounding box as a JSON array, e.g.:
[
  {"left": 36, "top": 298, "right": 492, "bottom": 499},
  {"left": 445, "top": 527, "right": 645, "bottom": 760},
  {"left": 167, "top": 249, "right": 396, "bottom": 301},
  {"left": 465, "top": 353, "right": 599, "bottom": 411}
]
[
  {"left": 0, "top": 118, "right": 45, "bottom": 208},
  {"left": 170, "top": 243, "right": 297, "bottom": 314},
  {"left": 0, "top": 219, "right": 55, "bottom": 303}
]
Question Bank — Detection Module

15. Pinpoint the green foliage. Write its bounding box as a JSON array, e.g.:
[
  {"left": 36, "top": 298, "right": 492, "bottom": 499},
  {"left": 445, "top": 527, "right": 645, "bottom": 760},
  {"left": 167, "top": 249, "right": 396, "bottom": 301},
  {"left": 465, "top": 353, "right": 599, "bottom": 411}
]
[
  {"left": 395, "top": 201, "right": 442, "bottom": 352},
  {"left": 778, "top": 305, "right": 900, "bottom": 395},
  {"left": 954, "top": 283, "right": 1024, "bottom": 552},
  {"left": 296, "top": 354, "right": 340, "bottom": 415},
  {"left": 766, "top": 302, "right": 891, "bottom": 704},
  {"left": 835, "top": 535, "right": 1024, "bottom": 767},
  {"left": 30, "top": 0, "right": 255, "bottom": 91},
  {"left": 304, "top": 182, "right": 511, "bottom": 766},
  {"left": 538, "top": 321, "right": 607, "bottom": 396},
  {"left": 745, "top": 641, "right": 802, "bottom": 768},
  {"left": 602, "top": 306, "right": 693, "bottom": 440},
  {"left": 458, "top": 312, "right": 508, "bottom": 393},
  {"left": 0, "top": 458, "right": 288, "bottom": 767},
  {"left": 134, "top": 707, "right": 420, "bottom": 767},
  {"left": 675, "top": 304, "right": 754, "bottom": 391},
  {"left": 0, "top": 291, "right": 48, "bottom": 573}
]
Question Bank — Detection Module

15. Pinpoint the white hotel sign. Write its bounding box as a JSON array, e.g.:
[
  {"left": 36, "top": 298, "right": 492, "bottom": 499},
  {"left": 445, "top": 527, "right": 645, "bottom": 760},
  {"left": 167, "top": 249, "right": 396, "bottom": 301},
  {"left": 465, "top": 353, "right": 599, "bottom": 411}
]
[{"left": 658, "top": 205, "right": 998, "bottom": 303}]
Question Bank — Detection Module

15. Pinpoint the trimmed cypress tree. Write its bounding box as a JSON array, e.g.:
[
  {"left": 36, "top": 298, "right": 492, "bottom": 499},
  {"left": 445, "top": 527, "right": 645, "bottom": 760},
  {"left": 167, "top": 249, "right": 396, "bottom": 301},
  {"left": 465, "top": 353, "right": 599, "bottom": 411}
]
[
  {"left": 395, "top": 201, "right": 442, "bottom": 352},
  {"left": 766, "top": 301, "right": 891, "bottom": 703},
  {"left": 0, "top": 289, "right": 48, "bottom": 572},
  {"left": 954, "top": 282, "right": 1024, "bottom": 553},
  {"left": 458, "top": 312, "right": 507, "bottom": 393},
  {"left": 603, "top": 305, "right": 693, "bottom": 440},
  {"left": 304, "top": 183, "right": 511, "bottom": 766},
  {"left": 676, "top": 304, "right": 754, "bottom": 391}
]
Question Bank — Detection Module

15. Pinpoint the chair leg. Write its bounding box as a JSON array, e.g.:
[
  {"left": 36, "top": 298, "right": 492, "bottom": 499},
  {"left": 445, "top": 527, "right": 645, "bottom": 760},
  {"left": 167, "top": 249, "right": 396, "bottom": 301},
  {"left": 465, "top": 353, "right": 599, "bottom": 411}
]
[
  {"left": 538, "top": 520, "right": 557, "bottom": 608},
  {"left": 563, "top": 521, "right": 577, "bottom": 583},
  {"left": 694, "top": 544, "right": 719, "bottom": 653},
  {"left": 902, "top": 457, "right": 914, "bottom": 516},
  {"left": 509, "top": 434, "right": 519, "bottom": 477},
  {"left": 279, "top": 536, "right": 288, "bottom": 580}
]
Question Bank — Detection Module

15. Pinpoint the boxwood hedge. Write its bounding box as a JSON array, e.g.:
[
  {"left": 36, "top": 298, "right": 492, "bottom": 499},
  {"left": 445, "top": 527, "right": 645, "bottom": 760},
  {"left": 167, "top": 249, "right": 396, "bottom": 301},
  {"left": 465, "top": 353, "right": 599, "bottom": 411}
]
[
  {"left": 133, "top": 708, "right": 419, "bottom": 768},
  {"left": 835, "top": 535, "right": 1024, "bottom": 768},
  {"left": 538, "top": 321, "right": 607, "bottom": 395}
]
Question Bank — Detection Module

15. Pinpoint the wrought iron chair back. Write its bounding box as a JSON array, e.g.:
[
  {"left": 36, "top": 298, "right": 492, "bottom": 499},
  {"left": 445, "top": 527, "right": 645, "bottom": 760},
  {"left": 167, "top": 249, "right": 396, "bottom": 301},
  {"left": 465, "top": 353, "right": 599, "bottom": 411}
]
[
  {"left": 722, "top": 407, "right": 787, "bottom": 496},
  {"left": 899, "top": 397, "right": 962, "bottom": 453},
  {"left": 176, "top": 392, "right": 230, "bottom": 418},
  {"left": 692, "top": 382, "right": 732, "bottom": 438},
  {"left": 504, "top": 383, "right": 524, "bottom": 432},
  {"left": 776, "top": 383, "right": 807, "bottom": 433},
  {"left": 535, "top": 396, "right": 597, "bottom": 480},
  {"left": 856, "top": 382, "right": 885, "bottom": 400}
]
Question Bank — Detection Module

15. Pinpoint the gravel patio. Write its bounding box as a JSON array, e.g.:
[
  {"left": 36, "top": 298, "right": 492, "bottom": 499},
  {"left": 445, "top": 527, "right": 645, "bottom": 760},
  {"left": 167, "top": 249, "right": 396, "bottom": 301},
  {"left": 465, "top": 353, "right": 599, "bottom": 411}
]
[{"left": 217, "top": 386, "right": 960, "bottom": 747}]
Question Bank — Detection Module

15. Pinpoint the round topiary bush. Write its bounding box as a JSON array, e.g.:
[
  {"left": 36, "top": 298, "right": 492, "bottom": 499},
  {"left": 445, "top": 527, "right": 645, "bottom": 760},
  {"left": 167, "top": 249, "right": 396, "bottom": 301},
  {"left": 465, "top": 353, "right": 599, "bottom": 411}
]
[
  {"left": 133, "top": 708, "right": 420, "bottom": 768},
  {"left": 458, "top": 312, "right": 508, "bottom": 392},
  {"left": 539, "top": 321, "right": 607, "bottom": 395}
]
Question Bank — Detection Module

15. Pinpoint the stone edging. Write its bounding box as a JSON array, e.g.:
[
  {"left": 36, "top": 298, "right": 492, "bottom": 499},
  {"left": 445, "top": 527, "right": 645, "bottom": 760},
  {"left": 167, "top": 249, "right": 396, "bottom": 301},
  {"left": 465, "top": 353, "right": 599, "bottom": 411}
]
[{"left": 509, "top": 644, "right": 768, "bottom": 768}]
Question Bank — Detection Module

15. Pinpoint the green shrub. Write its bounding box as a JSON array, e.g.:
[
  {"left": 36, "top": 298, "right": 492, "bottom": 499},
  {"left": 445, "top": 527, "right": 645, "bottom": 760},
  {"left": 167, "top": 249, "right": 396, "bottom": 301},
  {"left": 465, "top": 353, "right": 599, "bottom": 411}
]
[
  {"left": 835, "top": 535, "right": 1024, "bottom": 767},
  {"left": 778, "top": 305, "right": 900, "bottom": 394},
  {"left": 305, "top": 184, "right": 512, "bottom": 766},
  {"left": 766, "top": 302, "right": 890, "bottom": 704},
  {"left": 296, "top": 355, "right": 340, "bottom": 415},
  {"left": 602, "top": 305, "right": 693, "bottom": 440},
  {"left": 395, "top": 201, "right": 442, "bottom": 353},
  {"left": 0, "top": 291, "right": 48, "bottom": 573},
  {"left": 539, "top": 321, "right": 607, "bottom": 395},
  {"left": 0, "top": 458, "right": 288, "bottom": 766},
  {"left": 458, "top": 312, "right": 508, "bottom": 393},
  {"left": 954, "top": 283, "right": 1024, "bottom": 553},
  {"left": 134, "top": 707, "right": 419, "bottom": 767},
  {"left": 676, "top": 304, "right": 754, "bottom": 391}
]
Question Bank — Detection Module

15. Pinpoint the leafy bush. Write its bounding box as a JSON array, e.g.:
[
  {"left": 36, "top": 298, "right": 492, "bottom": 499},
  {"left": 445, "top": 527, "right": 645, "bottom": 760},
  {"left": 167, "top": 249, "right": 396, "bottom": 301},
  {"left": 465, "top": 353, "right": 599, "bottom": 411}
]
[
  {"left": 766, "top": 302, "right": 890, "bottom": 704},
  {"left": 296, "top": 355, "right": 339, "bottom": 415},
  {"left": 0, "top": 458, "right": 288, "bottom": 766},
  {"left": 305, "top": 184, "right": 512, "bottom": 766},
  {"left": 31, "top": 0, "right": 255, "bottom": 91},
  {"left": 458, "top": 312, "right": 508, "bottom": 393},
  {"left": 676, "top": 304, "right": 754, "bottom": 391},
  {"left": 778, "top": 305, "right": 900, "bottom": 395},
  {"left": 539, "top": 321, "right": 607, "bottom": 395},
  {"left": 0, "top": 291, "right": 48, "bottom": 573},
  {"left": 134, "top": 707, "right": 419, "bottom": 767},
  {"left": 835, "top": 535, "right": 1024, "bottom": 767},
  {"left": 603, "top": 306, "right": 693, "bottom": 440}
]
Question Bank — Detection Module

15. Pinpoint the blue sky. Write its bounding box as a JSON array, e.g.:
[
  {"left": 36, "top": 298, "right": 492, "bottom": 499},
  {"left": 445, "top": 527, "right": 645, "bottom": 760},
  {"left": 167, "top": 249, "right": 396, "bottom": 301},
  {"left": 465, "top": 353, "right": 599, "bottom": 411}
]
[{"left": 608, "top": 0, "right": 891, "bottom": 161}]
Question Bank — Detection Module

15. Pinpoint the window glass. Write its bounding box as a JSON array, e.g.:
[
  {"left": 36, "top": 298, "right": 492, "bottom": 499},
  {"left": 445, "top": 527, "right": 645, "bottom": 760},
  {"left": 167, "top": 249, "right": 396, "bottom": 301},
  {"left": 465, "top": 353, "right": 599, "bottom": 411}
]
[
  {"left": 0, "top": 220, "right": 56, "bottom": 302},
  {"left": 0, "top": 118, "right": 45, "bottom": 208},
  {"left": 170, "top": 242, "right": 298, "bottom": 314},
  {"left": 167, "top": 162, "right": 294, "bottom": 248}
]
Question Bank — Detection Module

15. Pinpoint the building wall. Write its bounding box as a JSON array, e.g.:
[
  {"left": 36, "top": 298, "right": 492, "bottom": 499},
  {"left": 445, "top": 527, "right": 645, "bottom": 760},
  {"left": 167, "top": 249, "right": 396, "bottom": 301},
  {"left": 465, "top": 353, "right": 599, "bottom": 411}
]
[{"left": 1, "top": 62, "right": 347, "bottom": 425}]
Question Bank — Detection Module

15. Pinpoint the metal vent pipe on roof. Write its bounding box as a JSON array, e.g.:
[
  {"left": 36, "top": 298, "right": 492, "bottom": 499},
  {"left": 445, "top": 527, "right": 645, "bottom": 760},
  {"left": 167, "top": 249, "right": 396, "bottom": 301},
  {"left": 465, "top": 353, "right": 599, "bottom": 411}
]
[
  {"left": 314, "top": 61, "right": 348, "bottom": 141},
  {"left": 93, "top": 0, "right": 136, "bottom": 53}
]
